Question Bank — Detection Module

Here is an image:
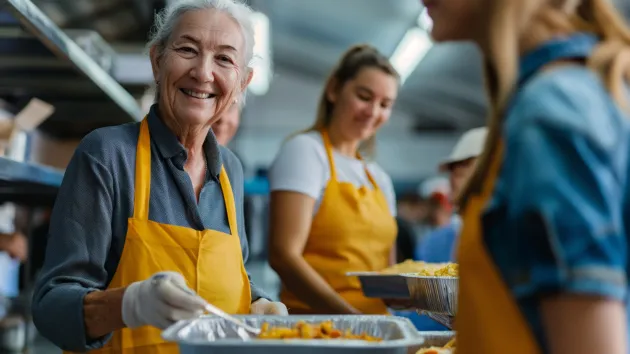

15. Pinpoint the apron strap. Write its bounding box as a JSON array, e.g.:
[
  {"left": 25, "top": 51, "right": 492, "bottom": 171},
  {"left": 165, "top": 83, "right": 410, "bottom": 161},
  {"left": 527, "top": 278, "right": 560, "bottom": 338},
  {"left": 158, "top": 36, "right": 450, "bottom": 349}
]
[
  {"left": 320, "top": 130, "right": 380, "bottom": 190},
  {"left": 133, "top": 117, "right": 238, "bottom": 236},
  {"left": 361, "top": 156, "right": 380, "bottom": 191},
  {"left": 133, "top": 118, "right": 152, "bottom": 220},
  {"left": 218, "top": 166, "right": 238, "bottom": 236},
  {"left": 320, "top": 130, "right": 338, "bottom": 181}
]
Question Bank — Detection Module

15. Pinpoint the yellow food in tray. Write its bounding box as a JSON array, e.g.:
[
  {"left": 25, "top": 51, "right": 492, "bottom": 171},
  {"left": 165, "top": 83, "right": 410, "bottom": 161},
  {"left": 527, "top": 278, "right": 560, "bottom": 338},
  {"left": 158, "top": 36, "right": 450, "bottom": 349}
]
[
  {"left": 257, "top": 321, "right": 382, "bottom": 342},
  {"left": 415, "top": 348, "right": 454, "bottom": 354},
  {"left": 415, "top": 263, "right": 458, "bottom": 277},
  {"left": 416, "top": 338, "right": 456, "bottom": 354},
  {"left": 380, "top": 260, "right": 431, "bottom": 274},
  {"left": 380, "top": 260, "right": 459, "bottom": 277}
]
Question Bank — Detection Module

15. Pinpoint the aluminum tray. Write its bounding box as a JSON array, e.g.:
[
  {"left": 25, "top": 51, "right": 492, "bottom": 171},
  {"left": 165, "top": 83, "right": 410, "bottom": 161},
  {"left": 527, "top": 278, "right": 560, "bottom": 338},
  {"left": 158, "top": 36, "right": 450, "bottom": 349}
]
[
  {"left": 406, "top": 276, "right": 457, "bottom": 316},
  {"left": 347, "top": 272, "right": 410, "bottom": 299},
  {"left": 408, "top": 332, "right": 455, "bottom": 354},
  {"left": 417, "top": 312, "right": 455, "bottom": 330},
  {"left": 162, "top": 315, "right": 425, "bottom": 354}
]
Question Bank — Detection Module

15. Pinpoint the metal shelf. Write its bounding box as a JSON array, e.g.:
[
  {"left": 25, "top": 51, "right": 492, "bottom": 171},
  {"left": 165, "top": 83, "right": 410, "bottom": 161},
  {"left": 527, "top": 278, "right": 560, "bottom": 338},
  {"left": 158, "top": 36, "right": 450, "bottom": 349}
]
[
  {"left": 0, "top": 157, "right": 62, "bottom": 207},
  {"left": 1, "top": 0, "right": 144, "bottom": 138}
]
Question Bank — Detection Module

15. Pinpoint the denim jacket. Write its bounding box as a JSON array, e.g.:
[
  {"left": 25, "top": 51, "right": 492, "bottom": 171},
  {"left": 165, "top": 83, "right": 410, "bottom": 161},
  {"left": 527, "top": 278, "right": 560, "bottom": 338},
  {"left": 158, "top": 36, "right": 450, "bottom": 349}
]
[{"left": 483, "top": 33, "right": 630, "bottom": 351}]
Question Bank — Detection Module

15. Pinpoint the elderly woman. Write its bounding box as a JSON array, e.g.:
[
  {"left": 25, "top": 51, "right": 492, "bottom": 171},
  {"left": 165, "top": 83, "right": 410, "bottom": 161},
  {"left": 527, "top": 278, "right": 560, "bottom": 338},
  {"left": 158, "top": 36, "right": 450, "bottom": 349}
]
[{"left": 31, "top": 1, "right": 286, "bottom": 353}]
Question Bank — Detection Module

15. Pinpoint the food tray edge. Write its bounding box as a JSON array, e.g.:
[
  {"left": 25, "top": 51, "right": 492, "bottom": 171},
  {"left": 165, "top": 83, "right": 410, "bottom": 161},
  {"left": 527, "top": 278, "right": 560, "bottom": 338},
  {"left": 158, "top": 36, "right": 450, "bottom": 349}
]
[{"left": 162, "top": 315, "right": 425, "bottom": 348}]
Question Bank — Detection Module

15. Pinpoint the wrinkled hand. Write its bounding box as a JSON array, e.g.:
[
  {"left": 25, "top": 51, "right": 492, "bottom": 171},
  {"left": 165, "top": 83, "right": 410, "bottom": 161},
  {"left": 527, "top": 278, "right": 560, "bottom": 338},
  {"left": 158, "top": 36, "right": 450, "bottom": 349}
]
[
  {"left": 0, "top": 232, "right": 27, "bottom": 262},
  {"left": 249, "top": 298, "right": 289, "bottom": 315},
  {"left": 122, "top": 271, "right": 206, "bottom": 329}
]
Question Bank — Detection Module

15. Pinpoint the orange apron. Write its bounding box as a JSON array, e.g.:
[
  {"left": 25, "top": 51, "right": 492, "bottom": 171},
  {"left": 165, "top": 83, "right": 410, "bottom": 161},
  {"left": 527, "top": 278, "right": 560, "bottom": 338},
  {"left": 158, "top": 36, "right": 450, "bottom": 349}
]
[
  {"left": 280, "top": 130, "right": 398, "bottom": 315},
  {"left": 456, "top": 142, "right": 540, "bottom": 353},
  {"left": 73, "top": 118, "right": 251, "bottom": 354}
]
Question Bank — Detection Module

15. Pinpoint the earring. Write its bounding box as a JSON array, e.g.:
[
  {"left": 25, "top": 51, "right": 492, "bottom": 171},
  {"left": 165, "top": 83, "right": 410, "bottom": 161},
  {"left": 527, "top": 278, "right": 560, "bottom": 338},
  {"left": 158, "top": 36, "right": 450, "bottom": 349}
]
[{"left": 233, "top": 98, "right": 238, "bottom": 104}]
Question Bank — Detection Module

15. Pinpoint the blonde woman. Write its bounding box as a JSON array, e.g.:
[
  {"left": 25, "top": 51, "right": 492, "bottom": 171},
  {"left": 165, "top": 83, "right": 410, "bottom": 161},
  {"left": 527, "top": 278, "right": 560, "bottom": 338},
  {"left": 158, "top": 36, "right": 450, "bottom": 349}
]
[
  {"left": 268, "top": 45, "right": 399, "bottom": 315},
  {"left": 423, "top": 0, "right": 630, "bottom": 353}
]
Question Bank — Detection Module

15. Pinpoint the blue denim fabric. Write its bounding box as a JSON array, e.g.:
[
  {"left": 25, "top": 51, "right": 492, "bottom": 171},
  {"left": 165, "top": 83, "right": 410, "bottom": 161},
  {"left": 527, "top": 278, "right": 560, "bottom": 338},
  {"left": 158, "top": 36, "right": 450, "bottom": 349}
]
[{"left": 483, "top": 33, "right": 630, "bottom": 351}]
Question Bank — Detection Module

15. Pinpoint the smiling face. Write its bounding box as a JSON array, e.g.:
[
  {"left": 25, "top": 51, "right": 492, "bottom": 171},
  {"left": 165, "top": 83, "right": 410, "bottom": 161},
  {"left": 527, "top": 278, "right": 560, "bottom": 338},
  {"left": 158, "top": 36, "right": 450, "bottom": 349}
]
[
  {"left": 327, "top": 67, "right": 398, "bottom": 142},
  {"left": 150, "top": 8, "right": 252, "bottom": 128}
]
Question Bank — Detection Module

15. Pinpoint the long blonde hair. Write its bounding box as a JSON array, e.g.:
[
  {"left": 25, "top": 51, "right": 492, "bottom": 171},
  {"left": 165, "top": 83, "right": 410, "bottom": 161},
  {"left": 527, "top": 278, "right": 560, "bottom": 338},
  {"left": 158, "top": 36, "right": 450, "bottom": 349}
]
[
  {"left": 459, "top": 0, "right": 630, "bottom": 208},
  {"left": 298, "top": 44, "right": 399, "bottom": 159}
]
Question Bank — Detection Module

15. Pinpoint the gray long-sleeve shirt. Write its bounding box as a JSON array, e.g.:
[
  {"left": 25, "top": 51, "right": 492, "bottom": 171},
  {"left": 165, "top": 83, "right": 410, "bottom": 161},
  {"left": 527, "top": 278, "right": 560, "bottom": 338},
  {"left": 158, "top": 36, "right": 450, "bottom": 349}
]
[{"left": 32, "top": 105, "right": 269, "bottom": 352}]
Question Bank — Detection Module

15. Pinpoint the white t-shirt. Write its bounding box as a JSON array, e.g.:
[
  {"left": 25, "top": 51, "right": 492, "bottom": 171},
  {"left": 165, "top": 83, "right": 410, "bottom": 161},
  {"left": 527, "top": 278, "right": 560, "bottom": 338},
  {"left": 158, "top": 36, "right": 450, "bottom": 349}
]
[{"left": 269, "top": 132, "right": 397, "bottom": 216}]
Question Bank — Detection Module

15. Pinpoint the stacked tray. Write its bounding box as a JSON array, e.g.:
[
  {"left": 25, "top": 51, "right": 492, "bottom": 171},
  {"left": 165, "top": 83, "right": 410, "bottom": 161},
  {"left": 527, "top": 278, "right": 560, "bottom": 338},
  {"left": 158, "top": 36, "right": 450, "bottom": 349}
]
[
  {"left": 410, "top": 331, "right": 455, "bottom": 353},
  {"left": 406, "top": 274, "right": 457, "bottom": 316},
  {"left": 346, "top": 272, "right": 410, "bottom": 299},
  {"left": 348, "top": 270, "right": 458, "bottom": 329},
  {"left": 162, "top": 315, "right": 425, "bottom": 354}
]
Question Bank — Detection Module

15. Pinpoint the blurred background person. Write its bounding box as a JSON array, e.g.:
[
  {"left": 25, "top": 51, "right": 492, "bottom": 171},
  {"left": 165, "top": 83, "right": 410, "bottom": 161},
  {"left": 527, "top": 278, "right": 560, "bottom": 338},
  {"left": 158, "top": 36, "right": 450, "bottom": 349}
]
[
  {"left": 395, "top": 193, "right": 427, "bottom": 262},
  {"left": 212, "top": 103, "right": 241, "bottom": 147},
  {"left": 399, "top": 126, "right": 486, "bottom": 331},
  {"left": 268, "top": 44, "right": 399, "bottom": 315},
  {"left": 0, "top": 232, "right": 27, "bottom": 263},
  {"left": 424, "top": 0, "right": 630, "bottom": 352},
  {"left": 424, "top": 191, "right": 453, "bottom": 230},
  {"left": 397, "top": 192, "right": 428, "bottom": 224},
  {"left": 395, "top": 177, "right": 453, "bottom": 265},
  {"left": 211, "top": 102, "right": 256, "bottom": 244},
  {"left": 414, "top": 177, "right": 451, "bottom": 239},
  {"left": 0, "top": 229, "right": 27, "bottom": 319},
  {"left": 415, "top": 126, "right": 487, "bottom": 263}
]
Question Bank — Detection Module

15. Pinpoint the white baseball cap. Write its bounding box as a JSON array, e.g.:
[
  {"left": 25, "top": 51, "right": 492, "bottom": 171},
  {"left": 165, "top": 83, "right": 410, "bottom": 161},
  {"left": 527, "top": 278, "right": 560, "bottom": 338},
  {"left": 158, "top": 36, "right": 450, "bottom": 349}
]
[{"left": 439, "top": 127, "right": 488, "bottom": 171}]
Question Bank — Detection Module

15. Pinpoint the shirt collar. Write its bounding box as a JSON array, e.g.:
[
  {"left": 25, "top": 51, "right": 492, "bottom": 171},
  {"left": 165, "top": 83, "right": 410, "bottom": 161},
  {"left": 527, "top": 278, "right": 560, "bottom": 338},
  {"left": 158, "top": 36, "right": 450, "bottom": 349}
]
[
  {"left": 518, "top": 32, "right": 599, "bottom": 87},
  {"left": 147, "top": 104, "right": 223, "bottom": 179}
]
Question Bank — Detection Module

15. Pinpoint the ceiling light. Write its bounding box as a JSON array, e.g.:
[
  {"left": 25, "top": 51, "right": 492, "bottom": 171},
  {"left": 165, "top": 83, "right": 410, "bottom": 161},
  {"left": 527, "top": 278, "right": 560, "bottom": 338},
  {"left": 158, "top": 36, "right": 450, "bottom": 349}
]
[
  {"left": 248, "top": 11, "right": 272, "bottom": 96},
  {"left": 390, "top": 27, "right": 433, "bottom": 84}
]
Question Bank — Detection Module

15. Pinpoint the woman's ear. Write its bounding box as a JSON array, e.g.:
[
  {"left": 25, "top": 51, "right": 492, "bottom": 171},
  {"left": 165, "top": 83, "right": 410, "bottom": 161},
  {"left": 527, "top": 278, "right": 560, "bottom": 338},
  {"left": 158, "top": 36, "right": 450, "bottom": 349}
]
[
  {"left": 325, "top": 77, "right": 340, "bottom": 103},
  {"left": 241, "top": 68, "right": 254, "bottom": 92}
]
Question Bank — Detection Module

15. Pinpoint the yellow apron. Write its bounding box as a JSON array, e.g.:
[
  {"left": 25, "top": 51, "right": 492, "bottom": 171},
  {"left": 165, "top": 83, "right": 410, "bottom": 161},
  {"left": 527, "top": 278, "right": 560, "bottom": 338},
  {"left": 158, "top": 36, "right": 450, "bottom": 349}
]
[
  {"left": 456, "top": 142, "right": 540, "bottom": 353},
  {"left": 75, "top": 118, "right": 251, "bottom": 354},
  {"left": 280, "top": 130, "right": 398, "bottom": 315}
]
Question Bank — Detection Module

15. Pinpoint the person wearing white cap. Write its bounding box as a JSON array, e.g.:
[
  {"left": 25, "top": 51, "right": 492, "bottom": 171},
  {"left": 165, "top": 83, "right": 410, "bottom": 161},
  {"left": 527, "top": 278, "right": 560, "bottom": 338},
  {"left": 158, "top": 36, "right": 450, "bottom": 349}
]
[
  {"left": 407, "top": 127, "right": 487, "bottom": 331},
  {"left": 438, "top": 126, "right": 487, "bottom": 203},
  {"left": 415, "top": 127, "right": 487, "bottom": 263}
]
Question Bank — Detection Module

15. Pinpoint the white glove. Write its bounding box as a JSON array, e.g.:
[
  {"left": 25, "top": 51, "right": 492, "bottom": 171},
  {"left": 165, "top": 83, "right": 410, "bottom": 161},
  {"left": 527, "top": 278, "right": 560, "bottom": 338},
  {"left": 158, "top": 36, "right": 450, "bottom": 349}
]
[
  {"left": 249, "top": 298, "right": 289, "bottom": 315},
  {"left": 122, "top": 271, "right": 206, "bottom": 329}
]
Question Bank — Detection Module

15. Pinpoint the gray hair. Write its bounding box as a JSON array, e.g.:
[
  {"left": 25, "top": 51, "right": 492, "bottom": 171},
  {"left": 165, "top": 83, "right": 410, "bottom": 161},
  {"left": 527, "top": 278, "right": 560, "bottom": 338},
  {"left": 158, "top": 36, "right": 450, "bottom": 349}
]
[{"left": 147, "top": 0, "right": 256, "bottom": 106}]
